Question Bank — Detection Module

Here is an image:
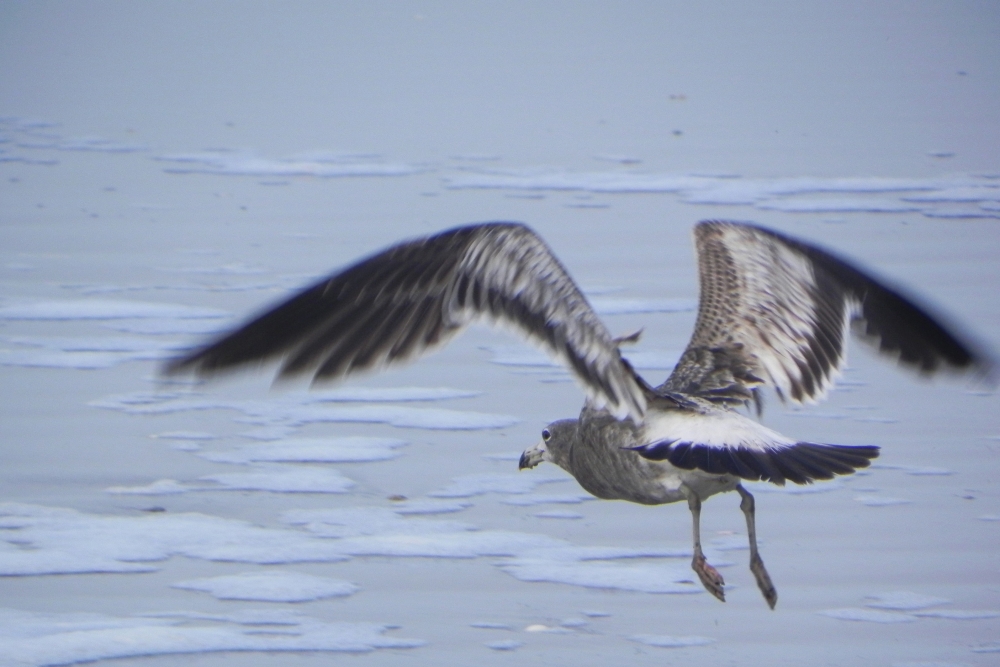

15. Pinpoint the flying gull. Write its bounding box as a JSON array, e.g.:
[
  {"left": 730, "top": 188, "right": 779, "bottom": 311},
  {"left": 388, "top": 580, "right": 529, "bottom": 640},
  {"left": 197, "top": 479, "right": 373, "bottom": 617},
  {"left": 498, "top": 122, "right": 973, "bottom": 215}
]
[{"left": 165, "top": 220, "right": 994, "bottom": 608}]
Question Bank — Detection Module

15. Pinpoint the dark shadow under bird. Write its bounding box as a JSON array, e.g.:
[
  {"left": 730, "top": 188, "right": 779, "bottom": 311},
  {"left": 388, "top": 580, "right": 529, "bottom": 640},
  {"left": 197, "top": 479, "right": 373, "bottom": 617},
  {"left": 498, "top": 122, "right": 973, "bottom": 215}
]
[{"left": 165, "top": 220, "right": 995, "bottom": 608}]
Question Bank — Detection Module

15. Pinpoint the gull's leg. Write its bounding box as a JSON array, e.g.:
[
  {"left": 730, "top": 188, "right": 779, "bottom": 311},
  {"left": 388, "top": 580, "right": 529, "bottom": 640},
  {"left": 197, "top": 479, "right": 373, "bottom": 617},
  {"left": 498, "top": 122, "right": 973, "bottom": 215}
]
[
  {"left": 736, "top": 484, "right": 777, "bottom": 609},
  {"left": 681, "top": 484, "right": 725, "bottom": 602}
]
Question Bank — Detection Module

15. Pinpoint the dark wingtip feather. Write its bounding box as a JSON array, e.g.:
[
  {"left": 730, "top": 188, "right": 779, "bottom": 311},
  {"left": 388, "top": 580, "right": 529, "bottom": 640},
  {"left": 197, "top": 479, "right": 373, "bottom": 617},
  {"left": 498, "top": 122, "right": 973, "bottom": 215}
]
[{"left": 634, "top": 440, "right": 879, "bottom": 485}]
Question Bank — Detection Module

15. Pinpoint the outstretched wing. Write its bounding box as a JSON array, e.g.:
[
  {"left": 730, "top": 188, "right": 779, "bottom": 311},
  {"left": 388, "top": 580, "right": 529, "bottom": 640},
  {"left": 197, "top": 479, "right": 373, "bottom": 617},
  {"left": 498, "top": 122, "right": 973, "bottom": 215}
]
[
  {"left": 164, "top": 222, "right": 646, "bottom": 420},
  {"left": 660, "top": 220, "right": 994, "bottom": 406}
]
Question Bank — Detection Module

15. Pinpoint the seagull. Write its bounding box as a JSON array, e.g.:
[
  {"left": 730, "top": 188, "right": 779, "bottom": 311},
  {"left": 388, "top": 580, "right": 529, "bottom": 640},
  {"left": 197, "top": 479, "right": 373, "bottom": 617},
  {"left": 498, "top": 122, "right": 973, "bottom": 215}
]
[{"left": 165, "top": 220, "right": 994, "bottom": 608}]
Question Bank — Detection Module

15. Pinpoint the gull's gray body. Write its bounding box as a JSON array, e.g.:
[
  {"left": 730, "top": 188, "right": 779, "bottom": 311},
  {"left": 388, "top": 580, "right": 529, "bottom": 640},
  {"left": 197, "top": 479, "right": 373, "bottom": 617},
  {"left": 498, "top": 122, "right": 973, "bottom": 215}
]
[{"left": 167, "top": 220, "right": 994, "bottom": 608}]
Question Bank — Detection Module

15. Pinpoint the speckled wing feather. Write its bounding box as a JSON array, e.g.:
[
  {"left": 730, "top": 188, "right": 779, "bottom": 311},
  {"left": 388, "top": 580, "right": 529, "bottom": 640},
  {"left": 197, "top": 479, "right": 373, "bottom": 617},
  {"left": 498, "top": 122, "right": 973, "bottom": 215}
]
[
  {"left": 165, "top": 222, "right": 646, "bottom": 420},
  {"left": 661, "top": 220, "right": 994, "bottom": 406}
]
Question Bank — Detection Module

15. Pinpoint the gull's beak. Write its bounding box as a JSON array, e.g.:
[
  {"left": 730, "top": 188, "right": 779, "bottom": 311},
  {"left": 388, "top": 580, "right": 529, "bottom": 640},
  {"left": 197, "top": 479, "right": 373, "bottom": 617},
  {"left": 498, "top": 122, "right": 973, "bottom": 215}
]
[{"left": 518, "top": 441, "right": 546, "bottom": 470}]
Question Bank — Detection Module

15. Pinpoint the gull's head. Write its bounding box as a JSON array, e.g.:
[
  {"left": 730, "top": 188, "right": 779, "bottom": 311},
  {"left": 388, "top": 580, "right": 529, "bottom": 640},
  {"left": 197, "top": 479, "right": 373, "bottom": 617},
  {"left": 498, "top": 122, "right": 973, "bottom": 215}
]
[{"left": 519, "top": 419, "right": 578, "bottom": 472}]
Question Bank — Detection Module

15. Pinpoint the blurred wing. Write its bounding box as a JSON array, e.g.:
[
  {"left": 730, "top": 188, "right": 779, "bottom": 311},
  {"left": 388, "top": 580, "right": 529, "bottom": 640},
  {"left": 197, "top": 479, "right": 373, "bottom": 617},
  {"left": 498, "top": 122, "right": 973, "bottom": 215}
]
[
  {"left": 661, "top": 220, "right": 995, "bottom": 405},
  {"left": 165, "top": 222, "right": 646, "bottom": 420}
]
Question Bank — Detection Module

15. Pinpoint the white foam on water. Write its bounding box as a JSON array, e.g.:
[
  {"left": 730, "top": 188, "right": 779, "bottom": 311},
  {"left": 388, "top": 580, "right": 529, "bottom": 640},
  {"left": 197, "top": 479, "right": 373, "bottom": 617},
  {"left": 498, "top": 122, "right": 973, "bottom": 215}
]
[
  {"left": 0, "top": 300, "right": 229, "bottom": 320},
  {"left": 197, "top": 437, "right": 407, "bottom": 464},
  {"left": 427, "top": 472, "right": 569, "bottom": 498},
  {"left": 283, "top": 506, "right": 476, "bottom": 538},
  {"left": 155, "top": 150, "right": 423, "bottom": 178},
  {"left": 390, "top": 499, "right": 473, "bottom": 515},
  {"left": 151, "top": 430, "right": 217, "bottom": 441},
  {"left": 0, "top": 335, "right": 183, "bottom": 369},
  {"left": 628, "top": 634, "right": 715, "bottom": 648},
  {"left": 865, "top": 591, "right": 952, "bottom": 611},
  {"left": 902, "top": 186, "right": 1000, "bottom": 202},
  {"left": 754, "top": 197, "right": 922, "bottom": 213},
  {"left": 0, "top": 607, "right": 423, "bottom": 665},
  {"left": 106, "top": 479, "right": 191, "bottom": 495},
  {"left": 590, "top": 298, "right": 696, "bottom": 315},
  {"left": 873, "top": 463, "right": 954, "bottom": 476},
  {"left": 171, "top": 570, "right": 359, "bottom": 602},
  {"left": 854, "top": 495, "right": 913, "bottom": 507},
  {"left": 277, "top": 404, "right": 521, "bottom": 430},
  {"left": 336, "top": 530, "right": 570, "bottom": 559},
  {"left": 3, "top": 335, "right": 182, "bottom": 353},
  {"left": 912, "top": 609, "right": 1000, "bottom": 620},
  {"left": 972, "top": 643, "right": 1000, "bottom": 653},
  {"left": 17, "top": 134, "right": 148, "bottom": 152},
  {"left": 500, "top": 557, "right": 699, "bottom": 594},
  {"left": 200, "top": 465, "right": 356, "bottom": 494},
  {"left": 140, "top": 608, "right": 306, "bottom": 626},
  {"left": 743, "top": 478, "right": 845, "bottom": 494},
  {"left": 485, "top": 640, "right": 524, "bottom": 650},
  {"left": 444, "top": 168, "right": 998, "bottom": 220},
  {"left": 483, "top": 451, "right": 524, "bottom": 461},
  {"left": 444, "top": 169, "right": 721, "bottom": 193},
  {"left": 818, "top": 608, "right": 917, "bottom": 623},
  {"left": 91, "top": 391, "right": 519, "bottom": 431},
  {"left": 1, "top": 501, "right": 706, "bottom": 597},
  {"left": 292, "top": 386, "right": 481, "bottom": 402},
  {"left": 533, "top": 510, "right": 584, "bottom": 519},
  {"left": 927, "top": 209, "right": 1000, "bottom": 219},
  {"left": 103, "top": 318, "right": 232, "bottom": 335},
  {"left": 499, "top": 492, "right": 595, "bottom": 506},
  {"left": 482, "top": 345, "right": 561, "bottom": 368},
  {"left": 0, "top": 503, "right": 351, "bottom": 573},
  {"left": 470, "top": 621, "right": 512, "bottom": 629},
  {"left": 0, "top": 349, "right": 153, "bottom": 370}
]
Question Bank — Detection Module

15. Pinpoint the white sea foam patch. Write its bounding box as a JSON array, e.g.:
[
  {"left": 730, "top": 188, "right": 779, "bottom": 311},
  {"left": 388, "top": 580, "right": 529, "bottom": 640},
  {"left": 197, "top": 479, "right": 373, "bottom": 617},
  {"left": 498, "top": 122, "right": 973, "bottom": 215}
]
[
  {"left": 913, "top": 609, "right": 1000, "bottom": 619},
  {"left": 499, "top": 492, "right": 596, "bottom": 506},
  {"left": 444, "top": 168, "right": 998, "bottom": 219},
  {"left": 0, "top": 300, "right": 229, "bottom": 320},
  {"left": 854, "top": 495, "right": 912, "bottom": 507},
  {"left": 500, "top": 556, "right": 699, "bottom": 594},
  {"left": 589, "top": 297, "right": 696, "bottom": 315},
  {"left": 485, "top": 640, "right": 524, "bottom": 651},
  {"left": 90, "top": 391, "right": 518, "bottom": 431},
  {"left": 17, "top": 133, "right": 148, "bottom": 152},
  {"left": 481, "top": 344, "right": 679, "bottom": 373},
  {"left": 0, "top": 335, "right": 183, "bottom": 369},
  {"left": 534, "top": 510, "right": 583, "bottom": 519},
  {"left": 107, "top": 466, "right": 358, "bottom": 495},
  {"left": 628, "top": 634, "right": 715, "bottom": 648},
  {"left": 106, "top": 479, "right": 192, "bottom": 495},
  {"left": 818, "top": 608, "right": 917, "bottom": 623},
  {"left": 200, "top": 465, "right": 356, "bottom": 494},
  {"left": 865, "top": 592, "right": 952, "bottom": 611},
  {"left": 390, "top": 499, "right": 473, "bottom": 515},
  {"left": 102, "top": 318, "right": 232, "bottom": 335},
  {"left": 0, "top": 608, "right": 423, "bottom": 665},
  {"left": 283, "top": 506, "right": 477, "bottom": 538},
  {"left": 172, "top": 570, "right": 359, "bottom": 602},
  {"left": 155, "top": 150, "right": 424, "bottom": 178},
  {"left": 743, "top": 478, "right": 845, "bottom": 494},
  {"left": 427, "top": 472, "right": 570, "bottom": 498},
  {"left": 197, "top": 437, "right": 407, "bottom": 464},
  {"left": 0, "top": 503, "right": 351, "bottom": 575},
  {"left": 282, "top": 507, "right": 702, "bottom": 593}
]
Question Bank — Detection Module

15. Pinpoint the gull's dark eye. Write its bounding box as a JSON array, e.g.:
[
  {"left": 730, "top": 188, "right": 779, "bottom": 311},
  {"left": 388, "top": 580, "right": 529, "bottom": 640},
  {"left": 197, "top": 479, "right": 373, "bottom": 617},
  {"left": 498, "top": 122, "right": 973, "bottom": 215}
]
[{"left": 541, "top": 429, "right": 551, "bottom": 441}]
